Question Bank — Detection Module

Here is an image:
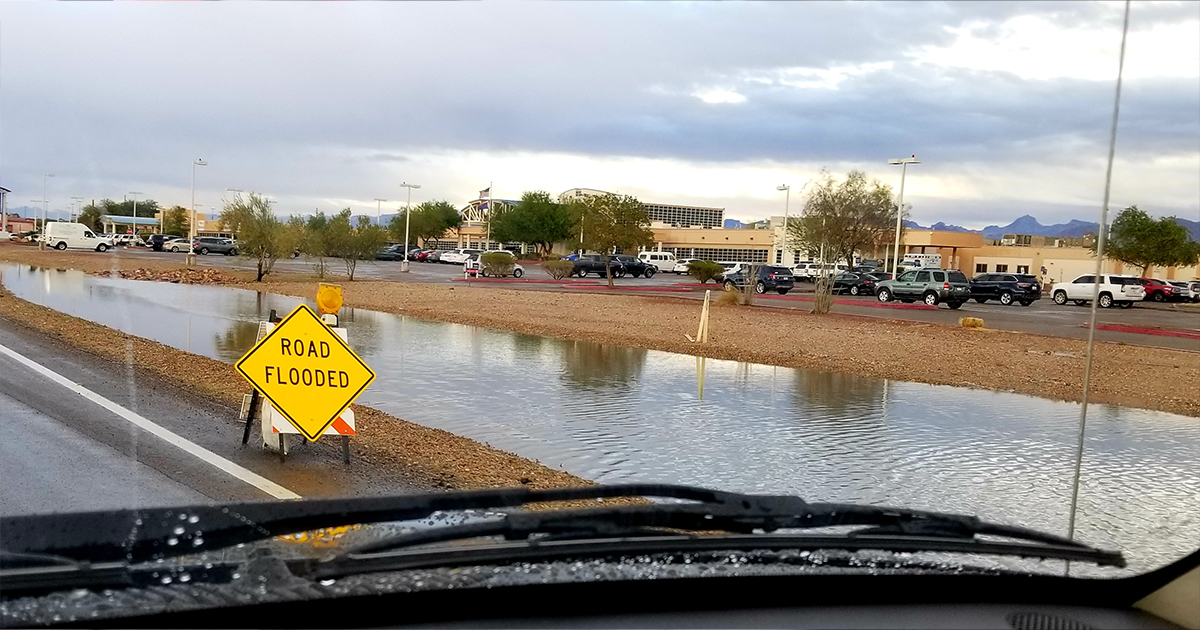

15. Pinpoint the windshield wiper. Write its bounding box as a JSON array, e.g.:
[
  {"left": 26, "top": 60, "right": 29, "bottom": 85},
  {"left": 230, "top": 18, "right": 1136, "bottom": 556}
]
[
  {"left": 0, "top": 484, "right": 1123, "bottom": 584},
  {"left": 302, "top": 493, "right": 1123, "bottom": 579}
]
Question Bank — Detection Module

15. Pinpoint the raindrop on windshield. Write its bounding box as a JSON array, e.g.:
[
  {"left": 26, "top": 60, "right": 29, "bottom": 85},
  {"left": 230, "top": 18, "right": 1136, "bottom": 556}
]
[
  {"left": 166, "top": 537, "right": 178, "bottom": 546},
  {"left": 173, "top": 526, "right": 185, "bottom": 536}
]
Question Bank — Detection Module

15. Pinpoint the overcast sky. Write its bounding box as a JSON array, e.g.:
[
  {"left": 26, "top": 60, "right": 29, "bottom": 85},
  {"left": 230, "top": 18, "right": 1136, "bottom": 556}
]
[{"left": 1, "top": 1, "right": 1197, "bottom": 228}]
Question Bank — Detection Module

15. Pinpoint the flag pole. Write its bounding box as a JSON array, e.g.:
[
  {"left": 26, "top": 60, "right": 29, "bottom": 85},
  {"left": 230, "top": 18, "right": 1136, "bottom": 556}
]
[{"left": 486, "top": 181, "right": 492, "bottom": 249}]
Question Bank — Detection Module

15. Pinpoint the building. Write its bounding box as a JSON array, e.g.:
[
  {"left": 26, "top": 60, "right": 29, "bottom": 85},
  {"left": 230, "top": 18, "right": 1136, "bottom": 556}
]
[
  {"left": 101, "top": 215, "right": 161, "bottom": 235},
  {"left": 558, "top": 188, "right": 725, "bottom": 228}
]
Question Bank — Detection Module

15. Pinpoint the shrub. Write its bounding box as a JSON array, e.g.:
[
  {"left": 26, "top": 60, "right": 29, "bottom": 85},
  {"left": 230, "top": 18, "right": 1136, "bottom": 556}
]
[
  {"left": 543, "top": 259, "right": 575, "bottom": 280},
  {"left": 959, "top": 317, "right": 984, "bottom": 328},
  {"left": 715, "top": 289, "right": 741, "bottom": 306},
  {"left": 687, "top": 260, "right": 725, "bottom": 284},
  {"left": 481, "top": 252, "right": 516, "bottom": 276}
]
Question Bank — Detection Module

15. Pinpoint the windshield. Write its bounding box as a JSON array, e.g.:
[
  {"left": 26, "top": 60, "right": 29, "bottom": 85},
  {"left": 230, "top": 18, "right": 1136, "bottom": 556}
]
[{"left": 1, "top": 1, "right": 1198, "bottom": 625}]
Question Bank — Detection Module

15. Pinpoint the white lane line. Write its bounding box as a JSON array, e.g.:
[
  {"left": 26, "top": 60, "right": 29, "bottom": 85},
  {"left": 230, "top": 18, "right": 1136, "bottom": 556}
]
[{"left": 0, "top": 342, "right": 301, "bottom": 501}]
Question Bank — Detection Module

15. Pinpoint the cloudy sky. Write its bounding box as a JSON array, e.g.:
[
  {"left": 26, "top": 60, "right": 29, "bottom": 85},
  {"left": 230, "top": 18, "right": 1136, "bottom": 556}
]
[{"left": 1, "top": 1, "right": 1197, "bottom": 228}]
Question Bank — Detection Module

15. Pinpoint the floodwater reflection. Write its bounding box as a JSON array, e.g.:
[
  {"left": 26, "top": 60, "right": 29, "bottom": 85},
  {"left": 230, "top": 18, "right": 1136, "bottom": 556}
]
[{"left": 3, "top": 263, "right": 1199, "bottom": 575}]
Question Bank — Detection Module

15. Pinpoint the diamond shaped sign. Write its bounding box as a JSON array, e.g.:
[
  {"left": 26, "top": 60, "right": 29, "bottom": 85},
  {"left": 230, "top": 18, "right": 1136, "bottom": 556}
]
[{"left": 236, "top": 304, "right": 376, "bottom": 441}]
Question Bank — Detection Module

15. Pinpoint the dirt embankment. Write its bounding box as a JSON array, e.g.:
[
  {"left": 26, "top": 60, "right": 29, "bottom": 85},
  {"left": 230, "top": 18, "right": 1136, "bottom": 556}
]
[
  {"left": 0, "top": 281, "right": 594, "bottom": 493},
  {"left": 3, "top": 245, "right": 1199, "bottom": 417}
]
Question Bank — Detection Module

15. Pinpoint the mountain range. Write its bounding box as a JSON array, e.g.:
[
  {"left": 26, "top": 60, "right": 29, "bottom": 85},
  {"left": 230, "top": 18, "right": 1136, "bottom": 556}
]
[{"left": 905, "top": 214, "right": 1200, "bottom": 242}]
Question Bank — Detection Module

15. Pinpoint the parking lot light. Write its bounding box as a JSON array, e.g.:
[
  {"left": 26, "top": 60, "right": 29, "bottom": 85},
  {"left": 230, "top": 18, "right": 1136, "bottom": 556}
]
[
  {"left": 189, "top": 159, "right": 208, "bottom": 260},
  {"left": 399, "top": 182, "right": 420, "bottom": 272},
  {"left": 888, "top": 156, "right": 920, "bottom": 276}
]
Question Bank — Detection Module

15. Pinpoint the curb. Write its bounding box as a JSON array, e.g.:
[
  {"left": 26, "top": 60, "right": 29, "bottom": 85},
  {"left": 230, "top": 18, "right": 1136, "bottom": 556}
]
[
  {"left": 1083, "top": 323, "right": 1200, "bottom": 340},
  {"left": 561, "top": 285, "right": 693, "bottom": 293},
  {"left": 452, "top": 278, "right": 596, "bottom": 285},
  {"left": 757, "top": 293, "right": 939, "bottom": 310}
]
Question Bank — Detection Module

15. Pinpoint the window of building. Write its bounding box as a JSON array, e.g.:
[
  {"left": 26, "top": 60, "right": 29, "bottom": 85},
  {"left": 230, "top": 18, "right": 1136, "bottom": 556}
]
[
  {"left": 1016, "top": 265, "right": 1029, "bottom": 274},
  {"left": 996, "top": 264, "right": 1009, "bottom": 272},
  {"left": 775, "top": 250, "right": 782, "bottom": 264},
  {"left": 975, "top": 263, "right": 988, "bottom": 273}
]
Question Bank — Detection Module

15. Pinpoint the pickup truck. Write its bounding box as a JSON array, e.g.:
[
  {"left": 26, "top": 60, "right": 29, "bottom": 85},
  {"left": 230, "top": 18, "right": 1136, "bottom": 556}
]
[{"left": 571, "top": 254, "right": 624, "bottom": 278}]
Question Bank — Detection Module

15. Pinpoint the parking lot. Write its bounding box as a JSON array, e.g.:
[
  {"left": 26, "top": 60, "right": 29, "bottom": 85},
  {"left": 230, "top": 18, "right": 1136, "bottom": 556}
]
[
  {"left": 107, "top": 249, "right": 1192, "bottom": 351},
  {"left": 13, "top": 245, "right": 1199, "bottom": 351}
]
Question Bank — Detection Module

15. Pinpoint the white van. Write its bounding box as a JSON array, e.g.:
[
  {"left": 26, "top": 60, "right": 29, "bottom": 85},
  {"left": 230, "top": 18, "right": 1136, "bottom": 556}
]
[
  {"left": 43, "top": 223, "right": 113, "bottom": 252},
  {"left": 901, "top": 253, "right": 942, "bottom": 269},
  {"left": 637, "top": 251, "right": 677, "bottom": 272}
]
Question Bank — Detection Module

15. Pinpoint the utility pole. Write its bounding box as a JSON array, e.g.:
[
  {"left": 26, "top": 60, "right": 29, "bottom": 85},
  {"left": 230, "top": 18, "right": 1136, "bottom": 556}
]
[{"left": 188, "top": 159, "right": 207, "bottom": 264}]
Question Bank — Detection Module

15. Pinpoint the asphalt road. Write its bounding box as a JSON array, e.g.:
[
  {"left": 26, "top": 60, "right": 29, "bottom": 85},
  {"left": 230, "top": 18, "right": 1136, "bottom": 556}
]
[
  {"left": 159, "top": 250, "right": 1200, "bottom": 351},
  {"left": 0, "top": 318, "right": 427, "bottom": 516}
]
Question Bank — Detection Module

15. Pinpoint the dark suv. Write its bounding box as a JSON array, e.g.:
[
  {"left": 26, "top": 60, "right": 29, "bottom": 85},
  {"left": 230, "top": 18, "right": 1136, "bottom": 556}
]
[
  {"left": 192, "top": 236, "right": 237, "bottom": 255},
  {"left": 571, "top": 254, "right": 623, "bottom": 278},
  {"left": 876, "top": 268, "right": 971, "bottom": 308},
  {"left": 970, "top": 273, "right": 1040, "bottom": 306},
  {"left": 722, "top": 265, "right": 794, "bottom": 295},
  {"left": 608, "top": 255, "right": 657, "bottom": 278}
]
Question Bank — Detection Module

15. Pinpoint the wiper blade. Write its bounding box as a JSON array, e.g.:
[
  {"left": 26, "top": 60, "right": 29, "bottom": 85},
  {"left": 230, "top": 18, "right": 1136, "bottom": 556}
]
[
  {"left": 0, "top": 484, "right": 1123, "bottom": 570},
  {"left": 311, "top": 497, "right": 1123, "bottom": 576}
]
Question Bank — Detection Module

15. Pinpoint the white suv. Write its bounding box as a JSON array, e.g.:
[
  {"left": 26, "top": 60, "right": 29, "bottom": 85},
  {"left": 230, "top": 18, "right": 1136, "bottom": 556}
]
[{"left": 1052, "top": 274, "right": 1145, "bottom": 308}]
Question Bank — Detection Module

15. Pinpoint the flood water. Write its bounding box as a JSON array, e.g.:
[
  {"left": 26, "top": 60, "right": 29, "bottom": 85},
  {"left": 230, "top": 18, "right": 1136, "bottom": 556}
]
[{"left": 4, "top": 263, "right": 1199, "bottom": 575}]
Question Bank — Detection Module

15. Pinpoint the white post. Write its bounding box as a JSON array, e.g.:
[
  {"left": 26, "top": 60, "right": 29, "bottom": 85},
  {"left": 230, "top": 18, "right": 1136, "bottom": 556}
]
[
  {"left": 189, "top": 160, "right": 206, "bottom": 262},
  {"left": 374, "top": 198, "right": 387, "bottom": 226},
  {"left": 486, "top": 181, "right": 493, "bottom": 249},
  {"left": 777, "top": 184, "right": 790, "bottom": 265}
]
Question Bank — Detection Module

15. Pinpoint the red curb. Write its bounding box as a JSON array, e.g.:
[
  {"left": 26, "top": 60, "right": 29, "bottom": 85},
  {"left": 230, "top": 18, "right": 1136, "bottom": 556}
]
[
  {"left": 560, "top": 285, "right": 693, "bottom": 292},
  {"left": 1083, "top": 323, "right": 1200, "bottom": 339},
  {"left": 757, "top": 293, "right": 938, "bottom": 310},
  {"left": 452, "top": 277, "right": 597, "bottom": 284}
]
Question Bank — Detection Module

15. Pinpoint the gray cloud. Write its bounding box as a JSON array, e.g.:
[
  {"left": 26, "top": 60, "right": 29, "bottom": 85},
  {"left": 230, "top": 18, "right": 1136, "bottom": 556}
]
[{"left": 1, "top": 1, "right": 1196, "bottom": 226}]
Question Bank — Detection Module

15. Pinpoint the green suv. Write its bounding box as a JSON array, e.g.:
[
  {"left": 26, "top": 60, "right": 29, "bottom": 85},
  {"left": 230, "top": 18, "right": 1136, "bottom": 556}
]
[{"left": 875, "top": 268, "right": 971, "bottom": 308}]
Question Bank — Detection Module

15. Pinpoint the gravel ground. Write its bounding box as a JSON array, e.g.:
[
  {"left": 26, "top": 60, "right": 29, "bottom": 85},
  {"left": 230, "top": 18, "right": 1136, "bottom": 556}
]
[
  {"left": 0, "top": 282, "right": 596, "bottom": 493},
  {"left": 4, "top": 245, "right": 1199, "bottom": 417}
]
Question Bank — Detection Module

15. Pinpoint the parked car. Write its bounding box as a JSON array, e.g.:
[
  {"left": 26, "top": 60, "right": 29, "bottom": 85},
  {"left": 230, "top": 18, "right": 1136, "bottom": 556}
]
[
  {"left": 375, "top": 244, "right": 407, "bottom": 261},
  {"left": 637, "top": 251, "right": 677, "bottom": 273},
  {"left": 426, "top": 250, "right": 445, "bottom": 263},
  {"left": 876, "top": 268, "right": 971, "bottom": 308},
  {"left": 1051, "top": 274, "right": 1145, "bottom": 308},
  {"left": 868, "top": 271, "right": 894, "bottom": 282},
  {"left": 1167, "top": 280, "right": 1199, "bottom": 302},
  {"left": 671, "top": 258, "right": 700, "bottom": 274},
  {"left": 42, "top": 222, "right": 113, "bottom": 252},
  {"left": 722, "top": 265, "right": 794, "bottom": 295},
  {"left": 442, "top": 248, "right": 481, "bottom": 264},
  {"left": 571, "top": 254, "right": 623, "bottom": 277},
  {"left": 1134, "top": 278, "right": 1181, "bottom": 302},
  {"left": 830, "top": 272, "right": 879, "bottom": 296},
  {"left": 717, "top": 261, "right": 748, "bottom": 279},
  {"left": 610, "top": 254, "right": 657, "bottom": 278},
  {"left": 970, "top": 273, "right": 1041, "bottom": 306},
  {"left": 414, "top": 249, "right": 434, "bottom": 262},
  {"left": 464, "top": 250, "right": 525, "bottom": 278},
  {"left": 792, "top": 262, "right": 849, "bottom": 282},
  {"left": 191, "top": 236, "right": 237, "bottom": 255}
]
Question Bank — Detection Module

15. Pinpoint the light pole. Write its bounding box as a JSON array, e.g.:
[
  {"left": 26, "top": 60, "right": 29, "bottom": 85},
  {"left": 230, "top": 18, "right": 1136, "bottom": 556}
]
[
  {"left": 71, "top": 197, "right": 84, "bottom": 222},
  {"left": 888, "top": 155, "right": 920, "bottom": 276},
  {"left": 399, "top": 182, "right": 420, "bottom": 272},
  {"left": 373, "top": 198, "right": 387, "bottom": 225},
  {"left": 41, "top": 174, "right": 54, "bottom": 245},
  {"left": 189, "top": 159, "right": 207, "bottom": 262},
  {"left": 128, "top": 191, "right": 143, "bottom": 241},
  {"left": 776, "top": 185, "right": 790, "bottom": 265}
]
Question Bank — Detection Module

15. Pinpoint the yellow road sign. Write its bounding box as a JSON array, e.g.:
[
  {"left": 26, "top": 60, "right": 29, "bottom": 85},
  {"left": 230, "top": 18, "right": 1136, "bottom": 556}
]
[{"left": 236, "top": 304, "right": 375, "bottom": 441}]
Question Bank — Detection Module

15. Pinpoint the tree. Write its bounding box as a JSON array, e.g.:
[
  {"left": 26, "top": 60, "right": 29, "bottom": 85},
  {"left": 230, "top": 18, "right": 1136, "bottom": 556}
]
[
  {"left": 293, "top": 211, "right": 332, "bottom": 277},
  {"left": 162, "top": 206, "right": 189, "bottom": 236},
  {"left": 786, "top": 171, "right": 901, "bottom": 313},
  {"left": 490, "top": 190, "right": 574, "bottom": 257},
  {"left": 326, "top": 209, "right": 388, "bottom": 280},
  {"left": 1100, "top": 206, "right": 1200, "bottom": 276},
  {"left": 575, "top": 193, "right": 655, "bottom": 287},
  {"left": 219, "top": 193, "right": 296, "bottom": 282},
  {"left": 77, "top": 205, "right": 103, "bottom": 232},
  {"left": 388, "top": 200, "right": 462, "bottom": 248}
]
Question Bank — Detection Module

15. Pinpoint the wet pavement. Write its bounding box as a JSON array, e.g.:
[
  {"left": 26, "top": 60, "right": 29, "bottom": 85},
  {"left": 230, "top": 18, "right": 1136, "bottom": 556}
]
[{"left": 3, "top": 263, "right": 1199, "bottom": 575}]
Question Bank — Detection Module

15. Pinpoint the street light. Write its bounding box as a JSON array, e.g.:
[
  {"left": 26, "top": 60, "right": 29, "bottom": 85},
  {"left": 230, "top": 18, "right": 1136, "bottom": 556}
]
[
  {"left": 71, "top": 197, "right": 84, "bottom": 222},
  {"left": 777, "top": 185, "right": 790, "bottom": 265},
  {"left": 373, "top": 198, "right": 387, "bottom": 225},
  {"left": 41, "top": 174, "right": 54, "bottom": 237},
  {"left": 189, "top": 159, "right": 208, "bottom": 259},
  {"left": 399, "top": 182, "right": 420, "bottom": 272},
  {"left": 128, "top": 191, "right": 143, "bottom": 241},
  {"left": 887, "top": 155, "right": 920, "bottom": 276}
]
